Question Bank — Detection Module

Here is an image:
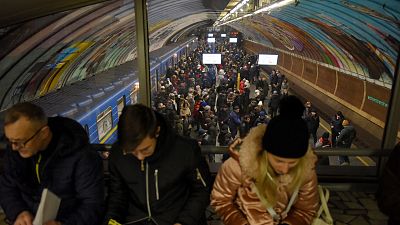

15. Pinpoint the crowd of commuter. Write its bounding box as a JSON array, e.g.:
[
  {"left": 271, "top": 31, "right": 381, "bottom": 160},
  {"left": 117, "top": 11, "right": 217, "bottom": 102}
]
[
  {"left": 1, "top": 36, "right": 397, "bottom": 225},
  {"left": 152, "top": 39, "right": 291, "bottom": 150},
  {"left": 151, "top": 37, "right": 358, "bottom": 167}
]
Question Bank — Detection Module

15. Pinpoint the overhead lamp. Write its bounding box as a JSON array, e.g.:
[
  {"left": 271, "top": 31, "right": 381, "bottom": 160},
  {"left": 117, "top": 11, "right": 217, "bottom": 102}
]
[
  {"left": 253, "top": 0, "right": 294, "bottom": 14},
  {"left": 219, "top": 0, "right": 249, "bottom": 22},
  {"left": 216, "top": 0, "right": 295, "bottom": 26}
]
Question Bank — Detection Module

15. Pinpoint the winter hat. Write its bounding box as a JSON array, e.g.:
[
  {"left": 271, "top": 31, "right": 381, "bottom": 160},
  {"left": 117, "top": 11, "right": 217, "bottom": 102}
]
[
  {"left": 198, "top": 129, "right": 207, "bottom": 136},
  {"left": 262, "top": 95, "right": 309, "bottom": 158}
]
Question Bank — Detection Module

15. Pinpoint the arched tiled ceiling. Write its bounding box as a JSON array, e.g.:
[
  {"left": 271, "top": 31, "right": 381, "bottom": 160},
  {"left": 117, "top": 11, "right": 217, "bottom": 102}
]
[
  {"left": 225, "top": 0, "right": 399, "bottom": 87},
  {"left": 0, "top": 0, "right": 399, "bottom": 111},
  {"left": 0, "top": 0, "right": 226, "bottom": 109}
]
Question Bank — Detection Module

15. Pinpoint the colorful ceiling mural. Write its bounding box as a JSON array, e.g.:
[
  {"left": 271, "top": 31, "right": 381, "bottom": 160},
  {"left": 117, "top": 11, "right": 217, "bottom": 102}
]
[
  {"left": 0, "top": 0, "right": 220, "bottom": 109},
  {"left": 230, "top": 0, "right": 399, "bottom": 84},
  {"left": 0, "top": 0, "right": 399, "bottom": 110}
]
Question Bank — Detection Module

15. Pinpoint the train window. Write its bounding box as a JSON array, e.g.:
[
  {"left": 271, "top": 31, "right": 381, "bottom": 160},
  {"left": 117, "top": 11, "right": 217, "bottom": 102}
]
[
  {"left": 96, "top": 106, "right": 113, "bottom": 141},
  {"left": 156, "top": 69, "right": 159, "bottom": 81},
  {"left": 117, "top": 95, "right": 126, "bottom": 117}
]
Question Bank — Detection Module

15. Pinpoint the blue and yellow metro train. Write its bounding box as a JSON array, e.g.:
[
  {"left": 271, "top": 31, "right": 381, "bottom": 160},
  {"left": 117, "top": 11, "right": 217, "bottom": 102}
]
[{"left": 28, "top": 37, "right": 197, "bottom": 144}]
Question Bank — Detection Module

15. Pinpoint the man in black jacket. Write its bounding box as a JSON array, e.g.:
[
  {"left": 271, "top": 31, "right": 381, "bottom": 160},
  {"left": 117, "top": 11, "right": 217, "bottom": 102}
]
[
  {"left": 1, "top": 102, "right": 104, "bottom": 225},
  {"left": 104, "top": 104, "right": 210, "bottom": 225}
]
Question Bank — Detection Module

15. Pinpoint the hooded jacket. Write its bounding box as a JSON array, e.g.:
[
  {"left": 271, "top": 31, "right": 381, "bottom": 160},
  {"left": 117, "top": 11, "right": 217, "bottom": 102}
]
[
  {"left": 336, "top": 125, "right": 356, "bottom": 148},
  {"left": 0, "top": 117, "right": 104, "bottom": 224},
  {"left": 211, "top": 124, "right": 319, "bottom": 225},
  {"left": 105, "top": 113, "right": 210, "bottom": 225}
]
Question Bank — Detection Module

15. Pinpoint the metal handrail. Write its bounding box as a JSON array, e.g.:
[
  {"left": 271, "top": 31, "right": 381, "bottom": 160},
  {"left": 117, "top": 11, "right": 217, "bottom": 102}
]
[
  {"left": 90, "top": 144, "right": 392, "bottom": 157},
  {"left": 0, "top": 143, "right": 393, "bottom": 157},
  {"left": 0, "top": 143, "right": 390, "bottom": 188}
]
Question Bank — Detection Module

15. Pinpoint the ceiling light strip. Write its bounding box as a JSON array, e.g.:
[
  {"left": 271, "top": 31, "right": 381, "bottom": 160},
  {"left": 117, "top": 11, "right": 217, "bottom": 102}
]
[{"left": 215, "top": 0, "right": 294, "bottom": 27}]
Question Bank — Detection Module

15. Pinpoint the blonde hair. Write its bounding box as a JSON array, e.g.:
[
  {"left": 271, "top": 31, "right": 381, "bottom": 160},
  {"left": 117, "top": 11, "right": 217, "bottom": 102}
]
[{"left": 254, "top": 148, "right": 314, "bottom": 207}]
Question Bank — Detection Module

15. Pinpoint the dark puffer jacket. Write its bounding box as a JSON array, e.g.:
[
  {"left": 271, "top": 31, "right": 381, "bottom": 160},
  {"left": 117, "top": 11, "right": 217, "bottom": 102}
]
[
  {"left": 0, "top": 117, "right": 104, "bottom": 224},
  {"left": 376, "top": 143, "right": 400, "bottom": 225},
  {"left": 105, "top": 113, "right": 210, "bottom": 225}
]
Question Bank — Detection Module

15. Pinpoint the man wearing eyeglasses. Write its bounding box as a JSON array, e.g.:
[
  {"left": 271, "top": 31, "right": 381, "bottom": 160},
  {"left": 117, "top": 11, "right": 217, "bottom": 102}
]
[{"left": 0, "top": 102, "right": 104, "bottom": 225}]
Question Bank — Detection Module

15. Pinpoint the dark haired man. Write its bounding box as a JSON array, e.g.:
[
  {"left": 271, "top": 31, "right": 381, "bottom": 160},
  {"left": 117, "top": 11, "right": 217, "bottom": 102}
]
[
  {"left": 104, "top": 104, "right": 210, "bottom": 225},
  {"left": 336, "top": 119, "right": 356, "bottom": 166},
  {"left": 1, "top": 102, "right": 104, "bottom": 225}
]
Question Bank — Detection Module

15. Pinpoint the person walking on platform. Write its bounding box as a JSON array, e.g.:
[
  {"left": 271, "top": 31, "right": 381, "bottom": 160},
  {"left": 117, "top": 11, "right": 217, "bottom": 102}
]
[
  {"left": 228, "top": 105, "right": 241, "bottom": 138},
  {"left": 104, "top": 104, "right": 210, "bottom": 225},
  {"left": 336, "top": 119, "right": 356, "bottom": 166},
  {"left": 239, "top": 114, "right": 252, "bottom": 138},
  {"left": 376, "top": 142, "right": 400, "bottom": 225},
  {"left": 268, "top": 90, "right": 281, "bottom": 118},
  {"left": 330, "top": 111, "right": 345, "bottom": 147},
  {"left": 0, "top": 102, "right": 104, "bottom": 225},
  {"left": 305, "top": 109, "right": 320, "bottom": 145},
  {"left": 211, "top": 95, "right": 319, "bottom": 225}
]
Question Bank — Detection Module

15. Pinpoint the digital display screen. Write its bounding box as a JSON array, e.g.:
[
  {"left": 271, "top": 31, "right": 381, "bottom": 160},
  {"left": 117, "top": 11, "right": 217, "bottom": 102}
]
[
  {"left": 258, "top": 54, "right": 279, "bottom": 65},
  {"left": 207, "top": 38, "right": 216, "bottom": 43},
  {"left": 208, "top": 33, "right": 213, "bottom": 37},
  {"left": 202, "top": 53, "right": 221, "bottom": 64},
  {"left": 229, "top": 38, "right": 237, "bottom": 43},
  {"left": 221, "top": 34, "right": 227, "bottom": 37}
]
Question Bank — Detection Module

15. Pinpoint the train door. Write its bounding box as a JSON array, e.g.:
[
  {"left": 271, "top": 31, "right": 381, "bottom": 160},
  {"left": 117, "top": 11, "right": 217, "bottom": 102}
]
[
  {"left": 130, "top": 82, "right": 139, "bottom": 104},
  {"left": 96, "top": 107, "right": 113, "bottom": 142},
  {"left": 84, "top": 124, "right": 89, "bottom": 136},
  {"left": 156, "top": 69, "right": 159, "bottom": 91},
  {"left": 149, "top": 69, "right": 157, "bottom": 93},
  {"left": 117, "top": 95, "right": 126, "bottom": 118}
]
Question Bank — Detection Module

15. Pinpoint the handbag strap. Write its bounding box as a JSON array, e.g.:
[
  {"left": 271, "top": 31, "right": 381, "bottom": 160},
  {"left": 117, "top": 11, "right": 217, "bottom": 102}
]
[
  {"left": 316, "top": 185, "right": 333, "bottom": 223},
  {"left": 266, "top": 186, "right": 300, "bottom": 222},
  {"left": 283, "top": 186, "right": 300, "bottom": 215}
]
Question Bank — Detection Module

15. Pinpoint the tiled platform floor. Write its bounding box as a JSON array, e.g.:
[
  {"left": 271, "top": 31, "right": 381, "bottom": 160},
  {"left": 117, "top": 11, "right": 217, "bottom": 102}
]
[
  {"left": 0, "top": 190, "right": 388, "bottom": 225},
  {"left": 206, "top": 190, "right": 388, "bottom": 225}
]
